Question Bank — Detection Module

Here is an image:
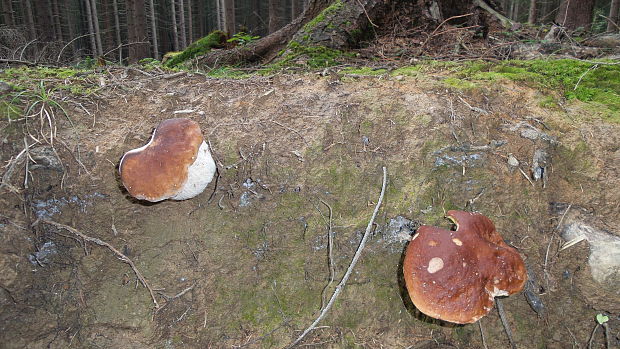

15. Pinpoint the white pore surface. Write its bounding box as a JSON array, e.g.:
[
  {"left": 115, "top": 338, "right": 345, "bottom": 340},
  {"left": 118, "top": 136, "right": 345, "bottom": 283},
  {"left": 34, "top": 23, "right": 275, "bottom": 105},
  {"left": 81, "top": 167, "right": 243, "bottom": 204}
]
[{"left": 170, "top": 141, "right": 216, "bottom": 200}]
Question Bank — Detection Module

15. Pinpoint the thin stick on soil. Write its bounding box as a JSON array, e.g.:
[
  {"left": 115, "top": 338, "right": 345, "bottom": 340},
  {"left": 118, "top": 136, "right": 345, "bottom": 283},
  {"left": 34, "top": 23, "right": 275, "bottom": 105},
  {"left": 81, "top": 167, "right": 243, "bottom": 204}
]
[
  {"left": 40, "top": 219, "right": 161, "bottom": 309},
  {"left": 479, "top": 319, "right": 489, "bottom": 349},
  {"left": 319, "top": 199, "right": 335, "bottom": 309},
  {"left": 288, "top": 167, "right": 387, "bottom": 348},
  {"left": 496, "top": 297, "right": 517, "bottom": 349}
]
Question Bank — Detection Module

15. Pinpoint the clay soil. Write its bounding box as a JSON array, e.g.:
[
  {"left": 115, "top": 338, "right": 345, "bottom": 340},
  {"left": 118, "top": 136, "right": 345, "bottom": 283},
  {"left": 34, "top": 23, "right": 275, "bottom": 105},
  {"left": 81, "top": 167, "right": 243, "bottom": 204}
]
[{"left": 0, "top": 68, "right": 619, "bottom": 348}]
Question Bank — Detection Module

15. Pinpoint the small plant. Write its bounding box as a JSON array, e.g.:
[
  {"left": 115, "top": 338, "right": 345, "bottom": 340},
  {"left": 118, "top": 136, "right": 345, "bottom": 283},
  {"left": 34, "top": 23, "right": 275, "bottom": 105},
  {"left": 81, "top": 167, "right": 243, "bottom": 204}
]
[
  {"left": 23, "top": 81, "right": 73, "bottom": 144},
  {"left": 227, "top": 32, "right": 260, "bottom": 46},
  {"left": 588, "top": 313, "right": 611, "bottom": 349}
]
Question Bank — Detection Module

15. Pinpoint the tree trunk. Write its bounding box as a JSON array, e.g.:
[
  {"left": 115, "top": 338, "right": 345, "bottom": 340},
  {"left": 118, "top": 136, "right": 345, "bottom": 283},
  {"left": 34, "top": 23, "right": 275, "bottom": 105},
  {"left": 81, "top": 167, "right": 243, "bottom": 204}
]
[
  {"left": 269, "top": 0, "right": 280, "bottom": 33},
  {"left": 198, "top": 0, "right": 351, "bottom": 66},
  {"left": 538, "top": 0, "right": 558, "bottom": 23},
  {"left": 1, "top": 0, "right": 14, "bottom": 26},
  {"left": 112, "top": 0, "right": 122, "bottom": 61},
  {"left": 249, "top": 0, "right": 261, "bottom": 34},
  {"left": 555, "top": 0, "right": 595, "bottom": 30},
  {"left": 101, "top": 0, "right": 114, "bottom": 55},
  {"left": 126, "top": 0, "right": 149, "bottom": 62},
  {"left": 511, "top": 0, "right": 519, "bottom": 21},
  {"left": 608, "top": 0, "right": 620, "bottom": 32},
  {"left": 179, "top": 0, "right": 187, "bottom": 48},
  {"left": 64, "top": 0, "right": 78, "bottom": 57},
  {"left": 224, "top": 0, "right": 235, "bottom": 35},
  {"left": 52, "top": 0, "right": 63, "bottom": 41},
  {"left": 528, "top": 0, "right": 537, "bottom": 24},
  {"left": 197, "top": 0, "right": 489, "bottom": 68},
  {"left": 216, "top": 0, "right": 222, "bottom": 31},
  {"left": 84, "top": 0, "right": 97, "bottom": 56},
  {"left": 291, "top": 0, "right": 304, "bottom": 20},
  {"left": 198, "top": 0, "right": 205, "bottom": 37},
  {"left": 149, "top": 0, "right": 159, "bottom": 58},
  {"left": 90, "top": 0, "right": 103, "bottom": 55},
  {"left": 171, "top": 0, "right": 179, "bottom": 50},
  {"left": 188, "top": 0, "right": 193, "bottom": 43}
]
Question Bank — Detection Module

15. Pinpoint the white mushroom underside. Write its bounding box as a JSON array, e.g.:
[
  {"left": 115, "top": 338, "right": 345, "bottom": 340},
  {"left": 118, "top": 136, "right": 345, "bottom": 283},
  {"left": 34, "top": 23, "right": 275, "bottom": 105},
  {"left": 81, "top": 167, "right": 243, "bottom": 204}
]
[{"left": 170, "top": 141, "right": 216, "bottom": 200}]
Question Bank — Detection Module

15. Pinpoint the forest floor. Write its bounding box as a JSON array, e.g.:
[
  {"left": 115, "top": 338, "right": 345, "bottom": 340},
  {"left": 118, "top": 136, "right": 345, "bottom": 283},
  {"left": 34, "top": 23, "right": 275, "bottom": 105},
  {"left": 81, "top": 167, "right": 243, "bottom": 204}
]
[{"left": 0, "top": 61, "right": 619, "bottom": 348}]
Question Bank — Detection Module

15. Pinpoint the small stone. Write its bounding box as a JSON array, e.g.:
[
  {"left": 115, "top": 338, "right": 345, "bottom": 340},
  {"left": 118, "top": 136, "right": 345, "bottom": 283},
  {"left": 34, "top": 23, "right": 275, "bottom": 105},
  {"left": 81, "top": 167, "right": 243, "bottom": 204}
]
[
  {"left": 0, "top": 81, "right": 11, "bottom": 94},
  {"left": 394, "top": 75, "right": 404, "bottom": 81},
  {"left": 507, "top": 154, "right": 519, "bottom": 167}
]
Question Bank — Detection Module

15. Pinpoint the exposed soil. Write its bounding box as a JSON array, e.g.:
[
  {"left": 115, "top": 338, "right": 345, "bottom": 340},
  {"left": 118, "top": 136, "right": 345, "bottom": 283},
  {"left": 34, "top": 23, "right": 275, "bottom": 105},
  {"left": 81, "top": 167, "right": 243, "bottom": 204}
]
[{"left": 1, "top": 69, "right": 619, "bottom": 348}]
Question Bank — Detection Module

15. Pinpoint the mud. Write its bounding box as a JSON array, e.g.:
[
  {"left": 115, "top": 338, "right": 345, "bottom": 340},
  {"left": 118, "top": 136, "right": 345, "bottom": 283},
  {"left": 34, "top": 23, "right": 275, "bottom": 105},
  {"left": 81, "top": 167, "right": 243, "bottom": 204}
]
[{"left": 1, "top": 70, "right": 619, "bottom": 348}]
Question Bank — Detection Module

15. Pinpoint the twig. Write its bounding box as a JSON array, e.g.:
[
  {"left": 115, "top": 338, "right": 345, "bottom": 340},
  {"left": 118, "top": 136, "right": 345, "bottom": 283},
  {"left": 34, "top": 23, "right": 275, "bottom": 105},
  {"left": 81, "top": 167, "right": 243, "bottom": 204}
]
[
  {"left": 0, "top": 145, "right": 31, "bottom": 193},
  {"left": 518, "top": 167, "right": 535, "bottom": 187},
  {"left": 479, "top": 319, "right": 489, "bottom": 349},
  {"left": 288, "top": 167, "right": 387, "bottom": 348},
  {"left": 587, "top": 323, "right": 599, "bottom": 349},
  {"left": 421, "top": 13, "right": 473, "bottom": 48},
  {"left": 496, "top": 298, "right": 517, "bottom": 349},
  {"left": 355, "top": 0, "right": 378, "bottom": 27},
  {"left": 603, "top": 322, "right": 610, "bottom": 349},
  {"left": 0, "top": 58, "right": 37, "bottom": 66},
  {"left": 269, "top": 120, "right": 308, "bottom": 145},
  {"left": 574, "top": 64, "right": 599, "bottom": 91},
  {"left": 599, "top": 14, "right": 620, "bottom": 31},
  {"left": 103, "top": 41, "right": 150, "bottom": 58},
  {"left": 319, "top": 199, "right": 335, "bottom": 309},
  {"left": 40, "top": 219, "right": 160, "bottom": 309},
  {"left": 57, "top": 33, "right": 96, "bottom": 62}
]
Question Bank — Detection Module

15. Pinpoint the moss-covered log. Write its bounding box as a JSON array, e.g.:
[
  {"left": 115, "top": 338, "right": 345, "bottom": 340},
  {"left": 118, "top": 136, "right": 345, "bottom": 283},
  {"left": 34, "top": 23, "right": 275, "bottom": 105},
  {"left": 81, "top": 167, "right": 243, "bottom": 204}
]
[{"left": 195, "top": 0, "right": 499, "bottom": 68}]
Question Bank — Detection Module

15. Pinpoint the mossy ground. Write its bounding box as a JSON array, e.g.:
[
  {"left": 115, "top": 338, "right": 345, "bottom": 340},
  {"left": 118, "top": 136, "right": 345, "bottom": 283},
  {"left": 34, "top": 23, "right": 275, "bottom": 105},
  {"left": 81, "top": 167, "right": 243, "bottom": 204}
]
[
  {"left": 0, "top": 64, "right": 618, "bottom": 348},
  {"left": 164, "top": 31, "right": 227, "bottom": 68}
]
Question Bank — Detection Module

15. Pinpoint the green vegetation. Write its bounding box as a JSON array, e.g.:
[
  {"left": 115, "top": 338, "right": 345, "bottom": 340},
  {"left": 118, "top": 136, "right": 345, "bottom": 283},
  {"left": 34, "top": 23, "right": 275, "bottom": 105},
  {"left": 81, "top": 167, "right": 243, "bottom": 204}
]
[
  {"left": 440, "top": 59, "right": 619, "bottom": 120},
  {"left": 267, "top": 41, "right": 353, "bottom": 70},
  {"left": 302, "top": 0, "right": 344, "bottom": 33},
  {"left": 227, "top": 32, "right": 260, "bottom": 46},
  {"left": 205, "top": 66, "right": 252, "bottom": 79},
  {"left": 164, "top": 30, "right": 227, "bottom": 68},
  {"left": 340, "top": 67, "right": 388, "bottom": 76},
  {"left": 138, "top": 57, "right": 162, "bottom": 70},
  {"left": 0, "top": 66, "right": 99, "bottom": 96}
]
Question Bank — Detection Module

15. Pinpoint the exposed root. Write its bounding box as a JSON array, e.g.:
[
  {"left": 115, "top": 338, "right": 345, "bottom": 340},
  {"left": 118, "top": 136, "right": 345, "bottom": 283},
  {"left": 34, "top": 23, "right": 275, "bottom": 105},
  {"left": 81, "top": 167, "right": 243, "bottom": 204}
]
[{"left": 39, "top": 219, "right": 161, "bottom": 309}]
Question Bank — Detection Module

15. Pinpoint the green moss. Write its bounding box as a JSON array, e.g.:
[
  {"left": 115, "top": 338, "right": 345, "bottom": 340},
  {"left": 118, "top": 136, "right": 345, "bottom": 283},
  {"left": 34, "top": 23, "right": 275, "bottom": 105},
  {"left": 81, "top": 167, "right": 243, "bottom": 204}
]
[
  {"left": 340, "top": 67, "right": 388, "bottom": 76},
  {"left": 436, "top": 59, "right": 620, "bottom": 121},
  {"left": 392, "top": 66, "right": 423, "bottom": 76},
  {"left": 164, "top": 31, "right": 227, "bottom": 68},
  {"left": 538, "top": 95, "right": 558, "bottom": 109},
  {"left": 0, "top": 99, "right": 22, "bottom": 121},
  {"left": 206, "top": 66, "right": 252, "bottom": 79},
  {"left": 302, "top": 0, "right": 344, "bottom": 33},
  {"left": 0, "top": 66, "right": 97, "bottom": 96},
  {"left": 443, "top": 77, "right": 478, "bottom": 90},
  {"left": 267, "top": 41, "right": 352, "bottom": 70}
]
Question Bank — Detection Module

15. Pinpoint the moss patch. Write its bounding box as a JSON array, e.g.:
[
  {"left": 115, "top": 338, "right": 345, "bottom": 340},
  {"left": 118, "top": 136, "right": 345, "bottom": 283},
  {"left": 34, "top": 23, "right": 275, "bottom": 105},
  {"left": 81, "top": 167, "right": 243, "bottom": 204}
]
[
  {"left": 164, "top": 31, "right": 227, "bottom": 68},
  {"left": 438, "top": 59, "right": 620, "bottom": 121},
  {"left": 302, "top": 0, "right": 344, "bottom": 33},
  {"left": 268, "top": 41, "right": 352, "bottom": 70},
  {"left": 340, "top": 67, "right": 388, "bottom": 76}
]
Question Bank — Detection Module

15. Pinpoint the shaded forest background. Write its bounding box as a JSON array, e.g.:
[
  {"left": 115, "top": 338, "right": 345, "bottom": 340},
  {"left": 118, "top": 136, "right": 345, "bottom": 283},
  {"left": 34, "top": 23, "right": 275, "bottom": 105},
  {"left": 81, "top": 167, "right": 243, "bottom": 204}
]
[{"left": 0, "top": 0, "right": 619, "bottom": 64}]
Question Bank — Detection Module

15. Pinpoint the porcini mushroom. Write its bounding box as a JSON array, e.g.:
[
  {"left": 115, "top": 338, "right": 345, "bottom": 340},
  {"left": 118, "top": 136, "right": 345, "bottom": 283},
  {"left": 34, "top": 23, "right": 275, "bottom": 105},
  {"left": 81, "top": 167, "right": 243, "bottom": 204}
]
[
  {"left": 119, "top": 118, "right": 216, "bottom": 202},
  {"left": 403, "top": 210, "right": 527, "bottom": 324}
]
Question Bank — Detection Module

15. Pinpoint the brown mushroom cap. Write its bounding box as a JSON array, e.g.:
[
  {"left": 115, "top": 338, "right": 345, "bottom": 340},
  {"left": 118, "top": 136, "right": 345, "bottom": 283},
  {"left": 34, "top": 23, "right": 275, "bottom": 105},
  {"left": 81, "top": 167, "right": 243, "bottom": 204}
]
[
  {"left": 119, "top": 118, "right": 211, "bottom": 202},
  {"left": 403, "top": 210, "right": 527, "bottom": 324}
]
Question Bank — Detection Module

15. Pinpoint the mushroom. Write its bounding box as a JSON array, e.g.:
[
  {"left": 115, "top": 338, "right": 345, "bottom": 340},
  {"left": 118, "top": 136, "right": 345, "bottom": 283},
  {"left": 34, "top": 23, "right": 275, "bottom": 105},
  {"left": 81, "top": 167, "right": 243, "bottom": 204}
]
[
  {"left": 119, "top": 118, "right": 216, "bottom": 202},
  {"left": 402, "top": 210, "right": 527, "bottom": 324}
]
